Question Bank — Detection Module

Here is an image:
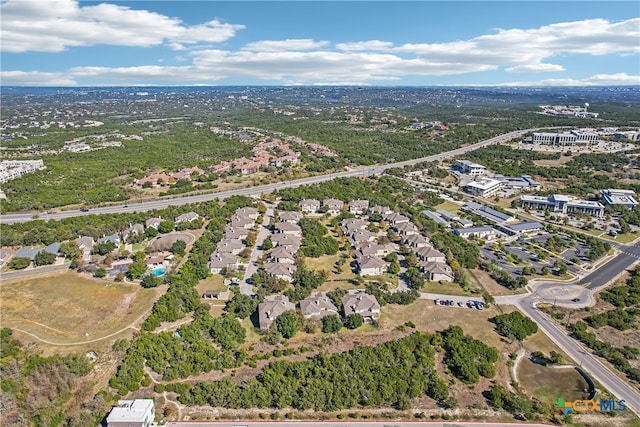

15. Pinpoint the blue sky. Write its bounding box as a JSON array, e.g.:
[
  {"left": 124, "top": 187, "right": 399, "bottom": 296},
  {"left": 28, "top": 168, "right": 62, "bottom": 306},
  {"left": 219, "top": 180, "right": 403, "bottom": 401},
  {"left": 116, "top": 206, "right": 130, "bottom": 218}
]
[{"left": 1, "top": 1, "right": 638, "bottom": 86}]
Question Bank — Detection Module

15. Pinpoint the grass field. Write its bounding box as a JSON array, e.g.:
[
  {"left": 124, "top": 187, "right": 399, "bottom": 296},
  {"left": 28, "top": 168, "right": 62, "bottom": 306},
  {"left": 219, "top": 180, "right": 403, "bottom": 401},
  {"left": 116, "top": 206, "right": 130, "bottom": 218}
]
[
  {"left": 420, "top": 280, "right": 473, "bottom": 296},
  {"left": 517, "top": 358, "right": 589, "bottom": 405},
  {"left": 1, "top": 271, "right": 159, "bottom": 347},
  {"left": 196, "top": 275, "right": 228, "bottom": 294},
  {"left": 433, "top": 201, "right": 462, "bottom": 213}
]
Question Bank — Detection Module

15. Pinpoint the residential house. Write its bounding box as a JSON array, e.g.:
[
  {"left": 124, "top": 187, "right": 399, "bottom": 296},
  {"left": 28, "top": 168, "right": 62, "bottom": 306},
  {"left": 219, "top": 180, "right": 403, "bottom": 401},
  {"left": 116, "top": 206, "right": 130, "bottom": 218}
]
[
  {"left": 349, "top": 199, "right": 370, "bottom": 215},
  {"left": 75, "top": 236, "right": 94, "bottom": 259},
  {"left": 122, "top": 223, "right": 144, "bottom": 243},
  {"left": 224, "top": 227, "right": 249, "bottom": 240},
  {"left": 145, "top": 255, "right": 165, "bottom": 269},
  {"left": 403, "top": 234, "right": 430, "bottom": 249},
  {"left": 145, "top": 217, "right": 162, "bottom": 229},
  {"left": 270, "top": 233, "right": 302, "bottom": 249},
  {"left": 350, "top": 229, "right": 377, "bottom": 244},
  {"left": 415, "top": 246, "right": 446, "bottom": 263},
  {"left": 15, "top": 247, "right": 40, "bottom": 260},
  {"left": 269, "top": 246, "right": 296, "bottom": 264},
  {"left": 258, "top": 295, "right": 295, "bottom": 331},
  {"left": 299, "top": 293, "right": 339, "bottom": 320},
  {"left": 355, "top": 242, "right": 389, "bottom": 258},
  {"left": 340, "top": 218, "right": 368, "bottom": 234},
  {"left": 420, "top": 261, "right": 454, "bottom": 282},
  {"left": 230, "top": 216, "right": 255, "bottom": 230},
  {"left": 263, "top": 262, "right": 295, "bottom": 282},
  {"left": 273, "top": 221, "right": 302, "bottom": 236},
  {"left": 208, "top": 252, "right": 238, "bottom": 274},
  {"left": 342, "top": 290, "right": 380, "bottom": 323},
  {"left": 278, "top": 211, "right": 302, "bottom": 223},
  {"left": 236, "top": 207, "right": 259, "bottom": 219},
  {"left": 44, "top": 242, "right": 61, "bottom": 256},
  {"left": 356, "top": 255, "right": 386, "bottom": 276},
  {"left": 394, "top": 222, "right": 419, "bottom": 236},
  {"left": 384, "top": 212, "right": 410, "bottom": 226},
  {"left": 216, "top": 239, "right": 244, "bottom": 255},
  {"left": 367, "top": 205, "right": 393, "bottom": 216},
  {"left": 323, "top": 198, "right": 344, "bottom": 215},
  {"left": 175, "top": 212, "right": 199, "bottom": 223},
  {"left": 98, "top": 233, "right": 121, "bottom": 246},
  {"left": 299, "top": 199, "right": 321, "bottom": 214}
]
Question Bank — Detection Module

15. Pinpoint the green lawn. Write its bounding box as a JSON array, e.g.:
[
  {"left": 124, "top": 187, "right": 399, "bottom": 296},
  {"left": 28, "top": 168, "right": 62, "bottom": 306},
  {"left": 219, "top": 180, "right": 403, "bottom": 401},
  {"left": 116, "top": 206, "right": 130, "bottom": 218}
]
[
  {"left": 420, "top": 280, "right": 473, "bottom": 296},
  {"left": 433, "top": 201, "right": 462, "bottom": 214}
]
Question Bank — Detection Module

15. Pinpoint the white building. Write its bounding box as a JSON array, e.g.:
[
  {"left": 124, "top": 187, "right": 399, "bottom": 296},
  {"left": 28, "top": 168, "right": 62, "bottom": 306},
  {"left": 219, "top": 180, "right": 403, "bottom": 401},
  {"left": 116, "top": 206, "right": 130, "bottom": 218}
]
[
  {"left": 600, "top": 189, "right": 638, "bottom": 209},
  {"left": 455, "top": 160, "right": 486, "bottom": 176},
  {"left": 0, "top": 160, "right": 45, "bottom": 183},
  {"left": 520, "top": 194, "right": 604, "bottom": 217},
  {"left": 532, "top": 129, "right": 599, "bottom": 145},
  {"left": 463, "top": 178, "right": 502, "bottom": 197},
  {"left": 106, "top": 399, "right": 155, "bottom": 427}
]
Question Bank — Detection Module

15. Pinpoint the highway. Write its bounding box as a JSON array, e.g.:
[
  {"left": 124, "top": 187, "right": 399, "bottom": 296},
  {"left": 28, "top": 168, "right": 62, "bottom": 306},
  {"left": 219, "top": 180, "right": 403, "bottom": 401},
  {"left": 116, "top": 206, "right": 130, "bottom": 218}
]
[{"left": 0, "top": 129, "right": 532, "bottom": 225}]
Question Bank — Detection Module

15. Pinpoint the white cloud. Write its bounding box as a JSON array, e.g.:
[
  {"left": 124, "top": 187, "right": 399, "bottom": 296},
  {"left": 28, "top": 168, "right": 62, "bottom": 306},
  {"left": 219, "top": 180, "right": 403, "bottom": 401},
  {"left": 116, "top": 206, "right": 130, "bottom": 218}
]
[
  {"left": 499, "top": 73, "right": 640, "bottom": 87},
  {"left": 507, "top": 63, "right": 566, "bottom": 73},
  {"left": 242, "top": 39, "right": 329, "bottom": 52},
  {"left": 0, "top": 0, "right": 244, "bottom": 52},
  {"left": 0, "top": 70, "right": 77, "bottom": 85},
  {"left": 336, "top": 40, "right": 394, "bottom": 51}
]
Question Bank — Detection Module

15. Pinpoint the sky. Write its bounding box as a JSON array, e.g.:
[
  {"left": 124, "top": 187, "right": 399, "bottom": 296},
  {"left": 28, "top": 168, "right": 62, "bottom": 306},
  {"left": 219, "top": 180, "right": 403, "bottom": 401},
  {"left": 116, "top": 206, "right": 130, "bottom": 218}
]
[{"left": 1, "top": 0, "right": 639, "bottom": 87}]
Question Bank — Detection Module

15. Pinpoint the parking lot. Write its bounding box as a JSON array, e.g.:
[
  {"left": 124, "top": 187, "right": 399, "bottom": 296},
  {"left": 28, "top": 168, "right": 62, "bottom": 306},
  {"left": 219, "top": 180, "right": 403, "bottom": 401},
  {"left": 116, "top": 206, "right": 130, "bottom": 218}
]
[{"left": 433, "top": 297, "right": 485, "bottom": 310}]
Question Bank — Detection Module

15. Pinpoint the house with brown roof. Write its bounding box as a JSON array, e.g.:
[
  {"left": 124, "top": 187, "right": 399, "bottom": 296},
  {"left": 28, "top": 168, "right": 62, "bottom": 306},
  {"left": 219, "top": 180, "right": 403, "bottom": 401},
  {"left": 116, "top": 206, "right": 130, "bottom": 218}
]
[
  {"left": 384, "top": 212, "right": 410, "bottom": 226},
  {"left": 340, "top": 218, "right": 368, "bottom": 234},
  {"left": 122, "top": 223, "right": 144, "bottom": 243},
  {"left": 355, "top": 242, "right": 389, "bottom": 258},
  {"left": 224, "top": 227, "right": 249, "bottom": 240},
  {"left": 146, "top": 217, "right": 162, "bottom": 229},
  {"left": 394, "top": 222, "right": 419, "bottom": 236},
  {"left": 229, "top": 216, "right": 254, "bottom": 229},
  {"left": 270, "top": 233, "right": 302, "bottom": 249},
  {"left": 342, "top": 290, "right": 380, "bottom": 323},
  {"left": 349, "top": 199, "right": 370, "bottom": 215},
  {"left": 367, "top": 205, "right": 393, "bottom": 216},
  {"left": 258, "top": 295, "right": 295, "bottom": 331},
  {"left": 403, "top": 234, "right": 430, "bottom": 249},
  {"left": 350, "top": 229, "right": 378, "bottom": 244},
  {"left": 299, "top": 293, "right": 339, "bottom": 320},
  {"left": 236, "top": 207, "right": 259, "bottom": 220}
]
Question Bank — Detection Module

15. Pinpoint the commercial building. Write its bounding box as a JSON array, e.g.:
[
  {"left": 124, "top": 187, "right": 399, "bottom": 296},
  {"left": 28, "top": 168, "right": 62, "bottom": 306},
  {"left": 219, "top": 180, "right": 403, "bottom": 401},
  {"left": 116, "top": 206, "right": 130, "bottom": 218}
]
[
  {"left": 462, "top": 178, "right": 502, "bottom": 197},
  {"left": 455, "top": 160, "right": 486, "bottom": 176},
  {"left": 495, "top": 221, "right": 544, "bottom": 236},
  {"left": 532, "top": 129, "right": 599, "bottom": 145},
  {"left": 520, "top": 194, "right": 604, "bottom": 217},
  {"left": 454, "top": 226, "right": 497, "bottom": 240},
  {"left": 494, "top": 175, "right": 541, "bottom": 191},
  {"left": 600, "top": 189, "right": 638, "bottom": 209},
  {"left": 462, "top": 201, "right": 516, "bottom": 224},
  {"left": 106, "top": 399, "right": 155, "bottom": 427}
]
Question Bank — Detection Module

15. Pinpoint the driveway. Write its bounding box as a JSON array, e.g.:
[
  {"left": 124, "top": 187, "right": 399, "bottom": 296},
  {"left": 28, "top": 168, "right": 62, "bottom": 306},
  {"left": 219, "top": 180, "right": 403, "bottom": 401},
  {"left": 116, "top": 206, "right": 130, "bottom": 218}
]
[{"left": 240, "top": 205, "right": 274, "bottom": 295}]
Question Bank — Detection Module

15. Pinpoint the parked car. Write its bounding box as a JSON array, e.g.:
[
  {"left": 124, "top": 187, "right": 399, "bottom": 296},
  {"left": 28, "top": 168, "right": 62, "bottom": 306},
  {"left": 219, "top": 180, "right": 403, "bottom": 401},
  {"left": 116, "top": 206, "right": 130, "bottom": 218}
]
[{"left": 434, "top": 299, "right": 441, "bottom": 305}]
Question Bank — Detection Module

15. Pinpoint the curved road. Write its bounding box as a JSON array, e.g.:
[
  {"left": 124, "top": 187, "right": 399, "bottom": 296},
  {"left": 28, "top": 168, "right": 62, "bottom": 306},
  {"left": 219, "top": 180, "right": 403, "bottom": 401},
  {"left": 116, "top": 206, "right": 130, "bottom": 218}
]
[{"left": 0, "top": 129, "right": 533, "bottom": 224}]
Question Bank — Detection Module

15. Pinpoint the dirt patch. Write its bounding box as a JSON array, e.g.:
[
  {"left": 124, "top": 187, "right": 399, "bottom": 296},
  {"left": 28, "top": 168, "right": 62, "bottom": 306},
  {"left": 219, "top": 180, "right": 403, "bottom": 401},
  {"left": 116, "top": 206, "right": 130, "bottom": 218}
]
[
  {"left": 517, "top": 358, "right": 589, "bottom": 405},
  {"left": 147, "top": 232, "right": 195, "bottom": 252},
  {"left": 468, "top": 268, "right": 513, "bottom": 296}
]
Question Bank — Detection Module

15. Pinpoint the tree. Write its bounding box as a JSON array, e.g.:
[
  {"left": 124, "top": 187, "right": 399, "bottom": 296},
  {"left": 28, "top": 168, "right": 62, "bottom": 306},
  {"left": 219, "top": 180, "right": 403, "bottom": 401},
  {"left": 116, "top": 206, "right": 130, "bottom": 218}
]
[
  {"left": 492, "top": 311, "right": 538, "bottom": 341},
  {"left": 127, "top": 262, "right": 146, "bottom": 279},
  {"left": 145, "top": 227, "right": 159, "bottom": 238},
  {"left": 33, "top": 250, "right": 56, "bottom": 266},
  {"left": 388, "top": 260, "right": 401, "bottom": 274},
  {"left": 345, "top": 313, "right": 364, "bottom": 329},
  {"left": 59, "top": 241, "right": 82, "bottom": 260},
  {"left": 225, "top": 291, "right": 258, "bottom": 319},
  {"left": 92, "top": 240, "right": 116, "bottom": 255},
  {"left": 276, "top": 312, "right": 297, "bottom": 339},
  {"left": 94, "top": 268, "right": 107, "bottom": 278},
  {"left": 158, "top": 220, "right": 175, "bottom": 233},
  {"left": 8, "top": 257, "right": 30, "bottom": 270},
  {"left": 321, "top": 315, "right": 342, "bottom": 333},
  {"left": 141, "top": 273, "right": 161, "bottom": 288},
  {"left": 170, "top": 240, "right": 187, "bottom": 256},
  {"left": 261, "top": 238, "right": 273, "bottom": 251}
]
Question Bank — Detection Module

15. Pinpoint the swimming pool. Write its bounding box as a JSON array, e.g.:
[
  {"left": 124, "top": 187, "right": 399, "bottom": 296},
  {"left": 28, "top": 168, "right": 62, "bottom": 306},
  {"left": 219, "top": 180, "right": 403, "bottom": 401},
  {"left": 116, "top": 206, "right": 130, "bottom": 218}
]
[{"left": 152, "top": 267, "right": 165, "bottom": 277}]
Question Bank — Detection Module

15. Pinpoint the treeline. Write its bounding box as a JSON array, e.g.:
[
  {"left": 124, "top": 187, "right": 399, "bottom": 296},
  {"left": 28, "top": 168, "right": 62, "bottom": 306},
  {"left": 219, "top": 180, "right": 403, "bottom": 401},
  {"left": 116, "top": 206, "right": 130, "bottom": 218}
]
[
  {"left": 600, "top": 265, "right": 640, "bottom": 308},
  {"left": 169, "top": 332, "right": 450, "bottom": 411},
  {"left": 299, "top": 217, "right": 339, "bottom": 257},
  {"left": 585, "top": 308, "right": 640, "bottom": 331},
  {"left": 0, "top": 328, "right": 104, "bottom": 426}
]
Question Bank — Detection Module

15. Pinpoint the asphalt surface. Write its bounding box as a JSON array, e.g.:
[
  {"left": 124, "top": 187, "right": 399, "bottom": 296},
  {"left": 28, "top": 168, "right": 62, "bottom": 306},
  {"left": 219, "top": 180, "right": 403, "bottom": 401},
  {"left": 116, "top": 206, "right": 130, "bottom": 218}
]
[
  {"left": 0, "top": 128, "right": 534, "bottom": 225},
  {"left": 515, "top": 298, "right": 640, "bottom": 417},
  {"left": 0, "top": 262, "right": 71, "bottom": 281},
  {"left": 579, "top": 241, "right": 640, "bottom": 290}
]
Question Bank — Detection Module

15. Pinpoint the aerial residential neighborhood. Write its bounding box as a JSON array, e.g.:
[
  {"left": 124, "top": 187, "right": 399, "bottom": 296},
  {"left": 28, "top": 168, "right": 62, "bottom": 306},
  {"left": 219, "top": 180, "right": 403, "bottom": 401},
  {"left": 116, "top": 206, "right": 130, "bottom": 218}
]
[{"left": 1, "top": 1, "right": 640, "bottom": 426}]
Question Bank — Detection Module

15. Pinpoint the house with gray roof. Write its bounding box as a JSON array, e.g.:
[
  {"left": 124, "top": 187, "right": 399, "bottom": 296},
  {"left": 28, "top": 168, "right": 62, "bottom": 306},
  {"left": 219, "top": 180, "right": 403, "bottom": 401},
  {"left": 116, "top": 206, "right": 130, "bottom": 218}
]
[
  {"left": 146, "top": 217, "right": 162, "bottom": 229},
  {"left": 415, "top": 246, "right": 446, "bottom": 263},
  {"left": 15, "top": 247, "right": 40, "bottom": 260},
  {"left": 299, "top": 199, "right": 321, "bottom": 214},
  {"left": 270, "top": 233, "right": 302, "bottom": 249},
  {"left": 122, "top": 223, "right": 144, "bottom": 243},
  {"left": 356, "top": 255, "right": 386, "bottom": 276},
  {"left": 368, "top": 205, "right": 393, "bottom": 216},
  {"left": 300, "top": 293, "right": 339, "bottom": 320},
  {"left": 342, "top": 290, "right": 380, "bottom": 323},
  {"left": 98, "top": 233, "right": 121, "bottom": 246},
  {"left": 230, "top": 216, "right": 254, "bottom": 230},
  {"left": 403, "top": 234, "right": 430, "bottom": 249},
  {"left": 258, "top": 295, "right": 295, "bottom": 331},
  {"left": 278, "top": 210, "right": 302, "bottom": 223},
  {"left": 263, "top": 262, "right": 295, "bottom": 282},
  {"left": 273, "top": 221, "right": 302, "bottom": 236},
  {"left": 224, "top": 227, "right": 249, "bottom": 240},
  {"left": 323, "top": 198, "right": 344, "bottom": 215},
  {"left": 208, "top": 251, "right": 238, "bottom": 274},
  {"left": 236, "top": 206, "right": 259, "bottom": 219},
  {"left": 269, "top": 246, "right": 296, "bottom": 264},
  {"left": 349, "top": 199, "right": 370, "bottom": 215},
  {"left": 420, "top": 261, "right": 454, "bottom": 282},
  {"left": 216, "top": 239, "right": 244, "bottom": 255},
  {"left": 384, "top": 212, "right": 410, "bottom": 226},
  {"left": 175, "top": 212, "right": 199, "bottom": 223}
]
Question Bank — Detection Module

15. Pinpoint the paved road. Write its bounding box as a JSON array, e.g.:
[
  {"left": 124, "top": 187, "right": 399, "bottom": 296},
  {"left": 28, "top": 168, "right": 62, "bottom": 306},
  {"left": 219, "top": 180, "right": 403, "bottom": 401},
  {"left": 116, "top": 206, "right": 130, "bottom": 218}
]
[
  {"left": 240, "top": 206, "right": 274, "bottom": 296},
  {"left": 0, "top": 129, "right": 535, "bottom": 225},
  {"left": 579, "top": 241, "right": 640, "bottom": 290},
  {"left": 514, "top": 298, "right": 640, "bottom": 417},
  {"left": 0, "top": 262, "right": 70, "bottom": 281},
  {"left": 168, "top": 422, "right": 555, "bottom": 427}
]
